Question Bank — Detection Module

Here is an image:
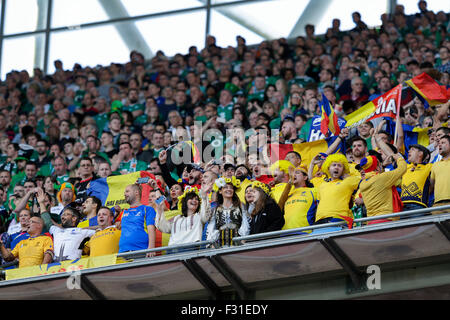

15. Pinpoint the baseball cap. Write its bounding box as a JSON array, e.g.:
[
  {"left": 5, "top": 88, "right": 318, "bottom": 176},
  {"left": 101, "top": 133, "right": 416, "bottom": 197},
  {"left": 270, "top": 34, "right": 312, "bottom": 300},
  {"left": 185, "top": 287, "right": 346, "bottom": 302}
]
[{"left": 224, "top": 163, "right": 235, "bottom": 171}]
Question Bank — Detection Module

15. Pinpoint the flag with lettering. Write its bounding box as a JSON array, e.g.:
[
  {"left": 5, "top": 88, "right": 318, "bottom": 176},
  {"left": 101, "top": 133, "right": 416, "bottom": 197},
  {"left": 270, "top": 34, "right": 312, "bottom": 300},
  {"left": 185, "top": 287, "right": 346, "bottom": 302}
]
[
  {"left": 345, "top": 84, "right": 402, "bottom": 128},
  {"left": 303, "top": 115, "right": 347, "bottom": 143}
]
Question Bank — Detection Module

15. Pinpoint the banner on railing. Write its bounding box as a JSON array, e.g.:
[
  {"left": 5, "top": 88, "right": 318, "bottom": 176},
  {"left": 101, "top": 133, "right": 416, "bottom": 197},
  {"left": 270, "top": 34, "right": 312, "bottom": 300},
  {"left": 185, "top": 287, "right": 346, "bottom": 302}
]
[{"left": 5, "top": 254, "right": 119, "bottom": 281}]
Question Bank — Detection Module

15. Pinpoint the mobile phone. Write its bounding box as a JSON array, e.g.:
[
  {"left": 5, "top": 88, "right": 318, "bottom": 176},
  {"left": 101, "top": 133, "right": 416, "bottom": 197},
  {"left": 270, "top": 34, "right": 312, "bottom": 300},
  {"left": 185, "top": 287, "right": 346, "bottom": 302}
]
[
  {"left": 216, "top": 117, "right": 226, "bottom": 123},
  {"left": 155, "top": 195, "right": 166, "bottom": 205},
  {"left": 136, "top": 177, "right": 150, "bottom": 184}
]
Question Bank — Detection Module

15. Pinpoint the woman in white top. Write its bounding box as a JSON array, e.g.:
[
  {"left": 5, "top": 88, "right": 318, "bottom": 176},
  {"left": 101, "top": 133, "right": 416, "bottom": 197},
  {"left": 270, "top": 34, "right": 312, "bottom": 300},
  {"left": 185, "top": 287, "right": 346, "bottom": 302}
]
[{"left": 154, "top": 187, "right": 211, "bottom": 248}]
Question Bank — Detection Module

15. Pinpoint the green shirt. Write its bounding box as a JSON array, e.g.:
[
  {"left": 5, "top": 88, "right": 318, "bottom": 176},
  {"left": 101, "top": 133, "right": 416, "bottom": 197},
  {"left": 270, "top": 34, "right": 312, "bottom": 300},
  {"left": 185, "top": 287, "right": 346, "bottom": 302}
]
[
  {"left": 217, "top": 103, "right": 233, "bottom": 121},
  {"left": 118, "top": 158, "right": 148, "bottom": 174},
  {"left": 123, "top": 103, "right": 144, "bottom": 114},
  {"left": 94, "top": 113, "right": 109, "bottom": 135}
]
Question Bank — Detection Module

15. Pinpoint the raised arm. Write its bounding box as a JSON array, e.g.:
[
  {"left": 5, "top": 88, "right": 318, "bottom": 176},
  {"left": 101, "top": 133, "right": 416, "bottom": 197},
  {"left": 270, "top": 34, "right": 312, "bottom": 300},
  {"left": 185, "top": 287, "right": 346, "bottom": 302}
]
[
  {"left": 154, "top": 201, "right": 172, "bottom": 234},
  {"left": 278, "top": 166, "right": 294, "bottom": 210},
  {"left": 325, "top": 127, "right": 349, "bottom": 155}
]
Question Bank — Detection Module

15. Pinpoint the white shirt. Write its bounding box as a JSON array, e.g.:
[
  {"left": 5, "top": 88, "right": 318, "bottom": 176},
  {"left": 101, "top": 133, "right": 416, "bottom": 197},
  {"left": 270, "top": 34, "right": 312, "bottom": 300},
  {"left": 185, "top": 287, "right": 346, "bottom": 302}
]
[
  {"left": 50, "top": 204, "right": 65, "bottom": 216},
  {"left": 7, "top": 220, "right": 21, "bottom": 235},
  {"left": 50, "top": 226, "right": 95, "bottom": 261},
  {"left": 155, "top": 194, "right": 211, "bottom": 246}
]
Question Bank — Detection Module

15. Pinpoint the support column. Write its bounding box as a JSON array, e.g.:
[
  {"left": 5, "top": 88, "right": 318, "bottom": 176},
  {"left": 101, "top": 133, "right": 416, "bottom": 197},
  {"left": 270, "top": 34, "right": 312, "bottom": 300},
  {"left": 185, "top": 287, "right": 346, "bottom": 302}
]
[{"left": 98, "top": 0, "right": 153, "bottom": 60}]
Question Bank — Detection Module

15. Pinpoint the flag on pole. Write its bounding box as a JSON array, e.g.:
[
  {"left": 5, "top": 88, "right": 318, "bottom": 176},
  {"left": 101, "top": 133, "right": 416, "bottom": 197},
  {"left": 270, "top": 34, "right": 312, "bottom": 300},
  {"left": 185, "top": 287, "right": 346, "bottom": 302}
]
[
  {"left": 405, "top": 72, "right": 449, "bottom": 107},
  {"left": 319, "top": 93, "right": 341, "bottom": 137},
  {"left": 344, "top": 84, "right": 402, "bottom": 128}
]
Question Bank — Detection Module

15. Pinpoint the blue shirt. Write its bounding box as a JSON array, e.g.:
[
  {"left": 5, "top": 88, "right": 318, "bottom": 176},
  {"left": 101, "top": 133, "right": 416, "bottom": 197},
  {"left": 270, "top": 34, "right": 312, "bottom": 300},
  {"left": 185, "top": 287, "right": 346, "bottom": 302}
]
[
  {"left": 118, "top": 205, "right": 156, "bottom": 253},
  {"left": 9, "top": 231, "right": 30, "bottom": 250}
]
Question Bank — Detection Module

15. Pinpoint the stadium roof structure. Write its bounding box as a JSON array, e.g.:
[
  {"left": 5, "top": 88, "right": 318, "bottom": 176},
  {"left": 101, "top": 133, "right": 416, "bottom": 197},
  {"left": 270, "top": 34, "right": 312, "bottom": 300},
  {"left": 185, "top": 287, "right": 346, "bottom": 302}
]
[
  {"left": 1, "top": 207, "right": 450, "bottom": 300},
  {"left": 1, "top": 0, "right": 448, "bottom": 79}
]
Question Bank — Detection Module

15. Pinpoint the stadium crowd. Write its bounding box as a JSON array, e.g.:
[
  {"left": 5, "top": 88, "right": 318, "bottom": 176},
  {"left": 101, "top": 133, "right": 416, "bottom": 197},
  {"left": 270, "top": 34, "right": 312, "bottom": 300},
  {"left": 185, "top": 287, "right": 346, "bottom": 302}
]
[{"left": 0, "top": 0, "right": 449, "bottom": 272}]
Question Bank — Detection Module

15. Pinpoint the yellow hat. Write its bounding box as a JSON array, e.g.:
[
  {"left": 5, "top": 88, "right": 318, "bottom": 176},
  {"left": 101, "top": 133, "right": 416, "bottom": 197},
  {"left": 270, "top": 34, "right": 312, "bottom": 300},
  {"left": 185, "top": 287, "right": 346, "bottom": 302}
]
[
  {"left": 177, "top": 186, "right": 201, "bottom": 212},
  {"left": 250, "top": 180, "right": 270, "bottom": 195},
  {"left": 321, "top": 153, "right": 350, "bottom": 177},
  {"left": 270, "top": 160, "right": 295, "bottom": 175},
  {"left": 212, "top": 176, "right": 241, "bottom": 192}
]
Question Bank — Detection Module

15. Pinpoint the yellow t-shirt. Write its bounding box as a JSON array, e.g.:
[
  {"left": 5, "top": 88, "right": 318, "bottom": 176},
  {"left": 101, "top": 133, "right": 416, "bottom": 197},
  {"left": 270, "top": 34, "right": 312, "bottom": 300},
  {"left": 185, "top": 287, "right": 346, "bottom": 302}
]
[
  {"left": 270, "top": 183, "right": 292, "bottom": 204},
  {"left": 401, "top": 163, "right": 432, "bottom": 207},
  {"left": 316, "top": 175, "right": 361, "bottom": 222},
  {"left": 12, "top": 235, "right": 53, "bottom": 268},
  {"left": 349, "top": 162, "right": 362, "bottom": 176},
  {"left": 282, "top": 187, "right": 318, "bottom": 231},
  {"left": 84, "top": 226, "right": 121, "bottom": 257},
  {"left": 431, "top": 158, "right": 450, "bottom": 204},
  {"left": 311, "top": 175, "right": 327, "bottom": 188},
  {"left": 359, "top": 157, "right": 407, "bottom": 217}
]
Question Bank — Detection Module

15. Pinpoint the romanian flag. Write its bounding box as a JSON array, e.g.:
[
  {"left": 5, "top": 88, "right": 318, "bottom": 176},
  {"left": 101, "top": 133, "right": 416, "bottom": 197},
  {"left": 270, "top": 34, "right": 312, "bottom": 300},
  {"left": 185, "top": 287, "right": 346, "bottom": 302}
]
[
  {"left": 269, "top": 136, "right": 345, "bottom": 169},
  {"left": 87, "top": 171, "right": 155, "bottom": 210},
  {"left": 402, "top": 124, "right": 431, "bottom": 152},
  {"left": 345, "top": 84, "right": 402, "bottom": 128},
  {"left": 405, "top": 72, "right": 450, "bottom": 107},
  {"left": 87, "top": 171, "right": 172, "bottom": 251},
  {"left": 319, "top": 93, "right": 340, "bottom": 137}
]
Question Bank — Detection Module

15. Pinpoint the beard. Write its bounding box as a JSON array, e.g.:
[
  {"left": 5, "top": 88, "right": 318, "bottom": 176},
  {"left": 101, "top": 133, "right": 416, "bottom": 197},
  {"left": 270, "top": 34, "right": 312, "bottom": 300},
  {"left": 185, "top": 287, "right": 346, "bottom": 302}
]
[{"left": 62, "top": 220, "right": 73, "bottom": 228}]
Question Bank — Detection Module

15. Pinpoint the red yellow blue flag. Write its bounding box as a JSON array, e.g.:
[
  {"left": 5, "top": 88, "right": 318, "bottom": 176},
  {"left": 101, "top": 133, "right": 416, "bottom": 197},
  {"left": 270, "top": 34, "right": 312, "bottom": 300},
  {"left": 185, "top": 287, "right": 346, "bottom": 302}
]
[
  {"left": 405, "top": 72, "right": 449, "bottom": 107},
  {"left": 319, "top": 93, "right": 340, "bottom": 137}
]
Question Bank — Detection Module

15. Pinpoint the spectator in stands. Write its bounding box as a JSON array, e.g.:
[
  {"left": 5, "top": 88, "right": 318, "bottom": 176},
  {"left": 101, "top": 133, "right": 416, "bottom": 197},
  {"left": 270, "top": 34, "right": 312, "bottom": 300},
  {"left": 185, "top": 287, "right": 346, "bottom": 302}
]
[
  {"left": 358, "top": 135, "right": 407, "bottom": 224},
  {"left": 350, "top": 136, "right": 369, "bottom": 167},
  {"left": 97, "top": 160, "right": 112, "bottom": 178},
  {"left": 278, "top": 165, "right": 318, "bottom": 232},
  {"left": 280, "top": 116, "right": 297, "bottom": 144},
  {"left": 111, "top": 142, "right": 148, "bottom": 175},
  {"left": 246, "top": 181, "right": 284, "bottom": 235},
  {"left": 75, "top": 157, "right": 97, "bottom": 202},
  {"left": 0, "top": 215, "right": 53, "bottom": 268},
  {"left": 155, "top": 187, "right": 211, "bottom": 247},
  {"left": 118, "top": 184, "right": 157, "bottom": 257},
  {"left": 206, "top": 176, "right": 249, "bottom": 246},
  {"left": 338, "top": 77, "right": 369, "bottom": 104},
  {"left": 50, "top": 182, "right": 76, "bottom": 216},
  {"left": 400, "top": 144, "right": 432, "bottom": 214},
  {"left": 430, "top": 135, "right": 450, "bottom": 212},
  {"left": 429, "top": 127, "right": 450, "bottom": 163},
  {"left": 4, "top": 209, "right": 32, "bottom": 257},
  {"left": 83, "top": 206, "right": 121, "bottom": 257},
  {"left": 50, "top": 156, "right": 70, "bottom": 185},
  {"left": 315, "top": 153, "right": 361, "bottom": 227},
  {"left": 47, "top": 206, "right": 95, "bottom": 261},
  {"left": 78, "top": 196, "right": 102, "bottom": 229},
  {"left": 269, "top": 160, "right": 295, "bottom": 203}
]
